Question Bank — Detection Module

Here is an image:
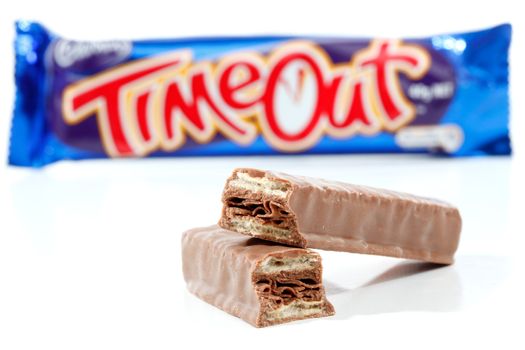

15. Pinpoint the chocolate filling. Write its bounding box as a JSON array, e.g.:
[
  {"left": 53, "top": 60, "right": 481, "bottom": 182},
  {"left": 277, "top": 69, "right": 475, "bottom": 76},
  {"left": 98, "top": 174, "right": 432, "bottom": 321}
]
[
  {"left": 220, "top": 170, "right": 307, "bottom": 247},
  {"left": 225, "top": 197, "right": 292, "bottom": 228},
  {"left": 251, "top": 252, "right": 330, "bottom": 325},
  {"left": 255, "top": 276, "right": 322, "bottom": 304},
  {"left": 221, "top": 194, "right": 307, "bottom": 246},
  {"left": 253, "top": 270, "right": 324, "bottom": 322}
]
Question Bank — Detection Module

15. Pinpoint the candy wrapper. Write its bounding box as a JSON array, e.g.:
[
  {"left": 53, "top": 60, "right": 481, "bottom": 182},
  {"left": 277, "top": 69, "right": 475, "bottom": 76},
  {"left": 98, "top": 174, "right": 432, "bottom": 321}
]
[{"left": 9, "top": 21, "right": 511, "bottom": 167}]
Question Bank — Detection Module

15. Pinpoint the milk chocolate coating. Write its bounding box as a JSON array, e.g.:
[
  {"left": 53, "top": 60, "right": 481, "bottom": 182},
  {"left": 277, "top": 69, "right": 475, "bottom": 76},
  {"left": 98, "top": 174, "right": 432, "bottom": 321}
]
[
  {"left": 181, "top": 225, "right": 334, "bottom": 327},
  {"left": 220, "top": 168, "right": 462, "bottom": 264}
]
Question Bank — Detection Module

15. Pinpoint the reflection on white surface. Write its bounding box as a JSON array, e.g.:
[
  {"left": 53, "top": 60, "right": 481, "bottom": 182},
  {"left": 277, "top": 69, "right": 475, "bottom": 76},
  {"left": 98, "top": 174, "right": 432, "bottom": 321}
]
[
  {"left": 324, "top": 255, "right": 509, "bottom": 319},
  {"left": 327, "top": 261, "right": 462, "bottom": 318}
]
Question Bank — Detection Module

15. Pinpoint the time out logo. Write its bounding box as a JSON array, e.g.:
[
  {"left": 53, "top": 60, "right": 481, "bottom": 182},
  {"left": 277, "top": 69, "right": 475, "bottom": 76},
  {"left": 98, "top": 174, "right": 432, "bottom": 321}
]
[{"left": 62, "top": 40, "right": 430, "bottom": 157}]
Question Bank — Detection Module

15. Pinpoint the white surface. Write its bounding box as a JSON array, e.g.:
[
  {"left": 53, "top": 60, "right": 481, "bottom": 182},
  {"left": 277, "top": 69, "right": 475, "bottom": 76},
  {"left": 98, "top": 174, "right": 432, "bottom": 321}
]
[
  {"left": 1, "top": 1, "right": 524, "bottom": 349},
  {"left": 1, "top": 156, "right": 524, "bottom": 349}
]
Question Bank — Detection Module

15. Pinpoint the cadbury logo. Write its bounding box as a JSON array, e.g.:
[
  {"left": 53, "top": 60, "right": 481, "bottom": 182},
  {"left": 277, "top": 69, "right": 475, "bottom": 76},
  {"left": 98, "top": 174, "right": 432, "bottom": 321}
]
[
  {"left": 54, "top": 40, "right": 132, "bottom": 68},
  {"left": 62, "top": 40, "right": 430, "bottom": 157}
]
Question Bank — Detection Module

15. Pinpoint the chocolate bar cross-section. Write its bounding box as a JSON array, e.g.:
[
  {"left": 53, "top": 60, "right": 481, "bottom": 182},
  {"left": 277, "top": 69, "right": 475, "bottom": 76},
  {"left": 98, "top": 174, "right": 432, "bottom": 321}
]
[
  {"left": 182, "top": 225, "right": 334, "bottom": 327},
  {"left": 219, "top": 168, "right": 462, "bottom": 264}
]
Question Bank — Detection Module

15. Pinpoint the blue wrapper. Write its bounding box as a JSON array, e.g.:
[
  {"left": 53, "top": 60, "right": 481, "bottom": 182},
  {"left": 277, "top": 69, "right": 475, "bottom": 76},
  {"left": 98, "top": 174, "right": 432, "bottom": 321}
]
[{"left": 9, "top": 21, "right": 511, "bottom": 167}]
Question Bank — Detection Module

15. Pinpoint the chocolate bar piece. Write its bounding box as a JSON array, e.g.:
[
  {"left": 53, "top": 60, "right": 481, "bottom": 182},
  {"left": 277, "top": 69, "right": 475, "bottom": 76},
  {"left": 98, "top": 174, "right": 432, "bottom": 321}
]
[
  {"left": 219, "top": 168, "right": 462, "bottom": 264},
  {"left": 182, "top": 225, "right": 334, "bottom": 327}
]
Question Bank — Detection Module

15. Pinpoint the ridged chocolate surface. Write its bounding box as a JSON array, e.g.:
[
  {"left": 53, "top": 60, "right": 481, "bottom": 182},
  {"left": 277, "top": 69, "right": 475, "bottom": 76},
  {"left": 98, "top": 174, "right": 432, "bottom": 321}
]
[
  {"left": 220, "top": 168, "right": 462, "bottom": 264},
  {"left": 181, "top": 225, "right": 334, "bottom": 327}
]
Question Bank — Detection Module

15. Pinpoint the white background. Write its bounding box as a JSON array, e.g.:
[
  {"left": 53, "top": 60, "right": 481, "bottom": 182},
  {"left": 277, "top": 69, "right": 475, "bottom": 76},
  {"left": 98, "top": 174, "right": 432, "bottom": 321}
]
[{"left": 1, "top": 1, "right": 524, "bottom": 349}]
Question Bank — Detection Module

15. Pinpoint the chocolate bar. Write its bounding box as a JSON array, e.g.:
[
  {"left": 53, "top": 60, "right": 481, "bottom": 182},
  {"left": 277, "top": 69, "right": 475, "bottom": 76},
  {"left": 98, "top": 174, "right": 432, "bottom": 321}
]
[
  {"left": 10, "top": 21, "right": 511, "bottom": 167},
  {"left": 220, "top": 168, "right": 462, "bottom": 264},
  {"left": 181, "top": 225, "right": 334, "bottom": 327}
]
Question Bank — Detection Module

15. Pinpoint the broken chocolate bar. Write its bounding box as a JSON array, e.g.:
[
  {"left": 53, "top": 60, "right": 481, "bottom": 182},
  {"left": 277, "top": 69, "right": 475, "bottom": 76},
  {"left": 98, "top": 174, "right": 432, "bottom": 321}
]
[
  {"left": 219, "top": 168, "right": 462, "bottom": 264},
  {"left": 181, "top": 225, "right": 334, "bottom": 327}
]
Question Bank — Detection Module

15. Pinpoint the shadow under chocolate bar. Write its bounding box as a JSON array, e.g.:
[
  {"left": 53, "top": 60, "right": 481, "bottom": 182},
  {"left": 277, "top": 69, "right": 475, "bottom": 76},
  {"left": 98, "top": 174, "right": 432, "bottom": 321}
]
[
  {"left": 219, "top": 168, "right": 462, "bottom": 265},
  {"left": 181, "top": 225, "right": 334, "bottom": 327}
]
